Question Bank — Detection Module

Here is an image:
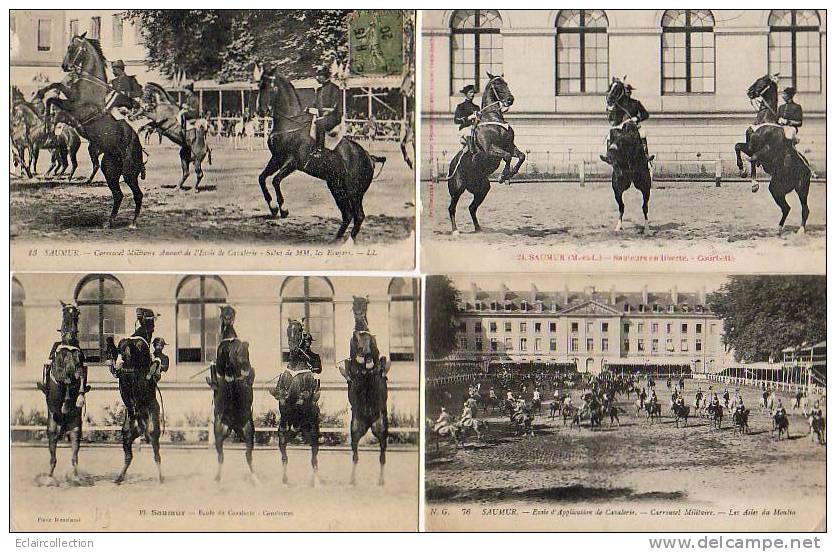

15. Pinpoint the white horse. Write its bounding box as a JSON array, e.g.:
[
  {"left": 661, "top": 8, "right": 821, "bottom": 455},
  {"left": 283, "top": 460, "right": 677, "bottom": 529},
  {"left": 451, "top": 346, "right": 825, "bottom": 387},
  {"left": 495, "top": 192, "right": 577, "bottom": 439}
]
[{"left": 231, "top": 117, "right": 259, "bottom": 151}]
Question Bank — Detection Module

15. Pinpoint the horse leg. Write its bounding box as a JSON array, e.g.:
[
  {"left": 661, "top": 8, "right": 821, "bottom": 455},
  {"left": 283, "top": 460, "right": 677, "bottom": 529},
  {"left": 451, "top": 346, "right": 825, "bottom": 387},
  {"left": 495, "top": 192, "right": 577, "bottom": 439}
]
[
  {"left": 67, "top": 426, "right": 82, "bottom": 484},
  {"left": 67, "top": 143, "right": 79, "bottom": 181},
  {"left": 639, "top": 178, "right": 651, "bottom": 234},
  {"left": 508, "top": 146, "right": 527, "bottom": 179},
  {"left": 349, "top": 200, "right": 366, "bottom": 241},
  {"left": 47, "top": 420, "right": 59, "bottom": 482},
  {"left": 243, "top": 420, "right": 259, "bottom": 484},
  {"left": 150, "top": 414, "right": 163, "bottom": 484},
  {"left": 257, "top": 151, "right": 284, "bottom": 217},
  {"left": 796, "top": 169, "right": 811, "bottom": 233},
  {"left": 100, "top": 155, "right": 124, "bottom": 228},
  {"left": 768, "top": 179, "right": 791, "bottom": 235},
  {"left": 335, "top": 199, "right": 352, "bottom": 240},
  {"left": 115, "top": 421, "right": 136, "bottom": 484},
  {"left": 271, "top": 158, "right": 295, "bottom": 219},
  {"left": 124, "top": 174, "right": 144, "bottom": 229},
  {"left": 177, "top": 147, "right": 191, "bottom": 189},
  {"left": 193, "top": 156, "right": 204, "bottom": 192},
  {"left": 371, "top": 416, "right": 388, "bottom": 486},
  {"left": 349, "top": 417, "right": 365, "bottom": 486},
  {"left": 448, "top": 177, "right": 466, "bottom": 235},
  {"left": 213, "top": 420, "right": 228, "bottom": 482},
  {"left": 277, "top": 424, "right": 290, "bottom": 487},
  {"left": 613, "top": 180, "right": 626, "bottom": 231},
  {"left": 468, "top": 177, "right": 491, "bottom": 233},
  {"left": 86, "top": 144, "right": 100, "bottom": 184},
  {"left": 734, "top": 142, "right": 750, "bottom": 177},
  {"left": 308, "top": 421, "right": 321, "bottom": 488}
]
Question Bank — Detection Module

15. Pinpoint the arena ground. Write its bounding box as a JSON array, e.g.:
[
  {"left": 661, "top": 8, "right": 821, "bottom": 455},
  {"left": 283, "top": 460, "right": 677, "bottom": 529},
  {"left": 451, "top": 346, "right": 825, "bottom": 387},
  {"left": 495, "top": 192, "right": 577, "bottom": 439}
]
[
  {"left": 425, "top": 379, "right": 825, "bottom": 531},
  {"left": 421, "top": 178, "right": 825, "bottom": 273},
  {"left": 11, "top": 445, "right": 418, "bottom": 532},
  {"left": 10, "top": 141, "right": 415, "bottom": 246}
]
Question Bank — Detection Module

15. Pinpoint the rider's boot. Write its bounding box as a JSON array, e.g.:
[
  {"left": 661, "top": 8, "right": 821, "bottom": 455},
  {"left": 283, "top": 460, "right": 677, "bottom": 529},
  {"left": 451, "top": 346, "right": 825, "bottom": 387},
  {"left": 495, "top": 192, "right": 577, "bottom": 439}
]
[
  {"left": 37, "top": 365, "right": 50, "bottom": 394},
  {"left": 642, "top": 138, "right": 655, "bottom": 164},
  {"left": 783, "top": 139, "right": 795, "bottom": 170},
  {"left": 304, "top": 126, "right": 327, "bottom": 171}
]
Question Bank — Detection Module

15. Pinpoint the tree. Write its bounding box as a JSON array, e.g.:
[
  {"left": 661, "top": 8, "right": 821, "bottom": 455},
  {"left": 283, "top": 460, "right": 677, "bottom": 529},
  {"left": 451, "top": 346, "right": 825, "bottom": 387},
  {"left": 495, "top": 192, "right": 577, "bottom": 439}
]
[
  {"left": 425, "top": 276, "right": 461, "bottom": 359},
  {"left": 708, "top": 276, "right": 826, "bottom": 362},
  {"left": 126, "top": 10, "right": 351, "bottom": 83}
]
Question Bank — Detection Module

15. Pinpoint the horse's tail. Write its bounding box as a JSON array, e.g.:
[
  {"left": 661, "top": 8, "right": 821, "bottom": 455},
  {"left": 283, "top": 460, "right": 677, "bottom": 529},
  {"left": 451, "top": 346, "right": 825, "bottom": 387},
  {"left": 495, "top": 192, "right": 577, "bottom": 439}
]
[
  {"left": 207, "top": 145, "right": 213, "bottom": 166},
  {"left": 140, "top": 148, "right": 148, "bottom": 180},
  {"left": 156, "top": 385, "right": 166, "bottom": 436},
  {"left": 438, "top": 150, "right": 464, "bottom": 182},
  {"left": 370, "top": 154, "right": 386, "bottom": 180}
]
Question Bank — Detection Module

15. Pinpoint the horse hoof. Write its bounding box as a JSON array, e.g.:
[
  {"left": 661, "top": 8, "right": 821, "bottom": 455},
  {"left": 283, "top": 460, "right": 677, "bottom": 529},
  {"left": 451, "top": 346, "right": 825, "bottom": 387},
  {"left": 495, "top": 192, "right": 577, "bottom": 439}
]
[
  {"left": 344, "top": 237, "right": 355, "bottom": 248},
  {"left": 114, "top": 476, "right": 124, "bottom": 485},
  {"left": 797, "top": 226, "right": 806, "bottom": 235},
  {"left": 739, "top": 169, "right": 748, "bottom": 179},
  {"left": 777, "top": 226, "right": 785, "bottom": 237},
  {"left": 280, "top": 209, "right": 289, "bottom": 219},
  {"left": 128, "top": 223, "right": 137, "bottom": 231},
  {"left": 451, "top": 229, "right": 460, "bottom": 236},
  {"left": 615, "top": 221, "right": 623, "bottom": 232},
  {"left": 751, "top": 182, "right": 759, "bottom": 193}
]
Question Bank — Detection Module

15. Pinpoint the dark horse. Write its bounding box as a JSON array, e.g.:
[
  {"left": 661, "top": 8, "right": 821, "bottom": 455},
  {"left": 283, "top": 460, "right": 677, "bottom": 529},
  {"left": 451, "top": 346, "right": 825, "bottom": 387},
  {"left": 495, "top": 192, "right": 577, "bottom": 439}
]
[
  {"left": 255, "top": 68, "right": 385, "bottom": 242},
  {"left": 271, "top": 319, "right": 323, "bottom": 486},
  {"left": 136, "top": 83, "right": 212, "bottom": 190},
  {"left": 338, "top": 296, "right": 390, "bottom": 486},
  {"left": 734, "top": 74, "right": 811, "bottom": 235},
  {"left": 36, "top": 33, "right": 145, "bottom": 228},
  {"left": 106, "top": 311, "right": 164, "bottom": 484},
  {"left": 207, "top": 306, "right": 257, "bottom": 482},
  {"left": 604, "top": 78, "right": 652, "bottom": 233},
  {"left": 446, "top": 73, "right": 525, "bottom": 234},
  {"left": 39, "top": 303, "right": 89, "bottom": 484}
]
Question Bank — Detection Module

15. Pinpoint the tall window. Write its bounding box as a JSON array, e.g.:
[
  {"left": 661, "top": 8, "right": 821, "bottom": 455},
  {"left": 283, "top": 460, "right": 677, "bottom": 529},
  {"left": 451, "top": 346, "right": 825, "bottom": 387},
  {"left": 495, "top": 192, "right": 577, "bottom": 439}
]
[
  {"left": 76, "top": 274, "right": 125, "bottom": 362},
  {"left": 556, "top": 10, "right": 608, "bottom": 95},
  {"left": 450, "top": 10, "right": 503, "bottom": 94},
  {"left": 280, "top": 277, "right": 334, "bottom": 364},
  {"left": 662, "top": 10, "right": 715, "bottom": 94},
  {"left": 769, "top": 10, "right": 821, "bottom": 93},
  {"left": 90, "top": 16, "right": 101, "bottom": 40},
  {"left": 12, "top": 278, "right": 25, "bottom": 365},
  {"left": 69, "top": 19, "right": 79, "bottom": 38},
  {"left": 37, "top": 19, "right": 52, "bottom": 51},
  {"left": 176, "top": 276, "right": 227, "bottom": 363},
  {"left": 112, "top": 14, "right": 124, "bottom": 47}
]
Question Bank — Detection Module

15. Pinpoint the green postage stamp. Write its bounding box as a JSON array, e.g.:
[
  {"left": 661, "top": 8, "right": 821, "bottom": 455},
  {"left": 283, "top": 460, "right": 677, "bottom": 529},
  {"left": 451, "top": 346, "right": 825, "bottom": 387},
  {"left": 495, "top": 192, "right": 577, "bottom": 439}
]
[{"left": 348, "top": 10, "right": 404, "bottom": 76}]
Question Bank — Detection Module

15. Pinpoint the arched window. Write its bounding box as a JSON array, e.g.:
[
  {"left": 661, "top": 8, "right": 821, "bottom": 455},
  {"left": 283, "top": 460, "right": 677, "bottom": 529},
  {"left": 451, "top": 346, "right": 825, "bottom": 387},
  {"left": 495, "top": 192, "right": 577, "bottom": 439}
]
[
  {"left": 280, "top": 277, "right": 335, "bottom": 364},
  {"left": 389, "top": 277, "right": 418, "bottom": 361},
  {"left": 12, "top": 278, "right": 25, "bottom": 365},
  {"left": 76, "top": 274, "right": 125, "bottom": 362},
  {"left": 555, "top": 10, "right": 609, "bottom": 95},
  {"left": 769, "top": 10, "right": 821, "bottom": 93},
  {"left": 176, "top": 275, "right": 227, "bottom": 363},
  {"left": 450, "top": 10, "right": 503, "bottom": 94},
  {"left": 662, "top": 10, "right": 715, "bottom": 94}
]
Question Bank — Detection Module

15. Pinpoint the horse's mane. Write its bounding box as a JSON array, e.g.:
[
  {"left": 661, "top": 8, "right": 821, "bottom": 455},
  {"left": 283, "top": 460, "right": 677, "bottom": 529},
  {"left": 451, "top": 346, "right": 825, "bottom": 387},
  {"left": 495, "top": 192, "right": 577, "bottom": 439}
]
[
  {"left": 268, "top": 72, "right": 304, "bottom": 114},
  {"left": 83, "top": 37, "right": 106, "bottom": 63},
  {"left": 145, "top": 82, "right": 177, "bottom": 104}
]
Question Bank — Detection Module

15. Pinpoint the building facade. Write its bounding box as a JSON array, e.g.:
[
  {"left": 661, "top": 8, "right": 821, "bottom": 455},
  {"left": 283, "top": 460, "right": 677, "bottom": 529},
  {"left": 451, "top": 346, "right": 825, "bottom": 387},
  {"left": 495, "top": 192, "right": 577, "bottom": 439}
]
[
  {"left": 422, "top": 9, "right": 826, "bottom": 176},
  {"left": 11, "top": 274, "right": 419, "bottom": 423},
  {"left": 453, "top": 282, "right": 727, "bottom": 375}
]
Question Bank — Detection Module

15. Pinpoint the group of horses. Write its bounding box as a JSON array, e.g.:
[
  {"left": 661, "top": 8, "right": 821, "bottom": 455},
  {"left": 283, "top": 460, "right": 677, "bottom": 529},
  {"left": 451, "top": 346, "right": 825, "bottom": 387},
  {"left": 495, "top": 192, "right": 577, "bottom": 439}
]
[
  {"left": 444, "top": 72, "right": 813, "bottom": 237},
  {"left": 13, "top": 34, "right": 415, "bottom": 241},
  {"left": 40, "top": 299, "right": 392, "bottom": 488}
]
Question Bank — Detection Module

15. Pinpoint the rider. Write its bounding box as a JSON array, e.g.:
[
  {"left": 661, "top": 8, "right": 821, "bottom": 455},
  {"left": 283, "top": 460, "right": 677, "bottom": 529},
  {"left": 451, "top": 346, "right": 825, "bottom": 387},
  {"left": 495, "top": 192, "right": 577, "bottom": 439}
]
[
  {"left": 433, "top": 407, "right": 455, "bottom": 433},
  {"left": 460, "top": 400, "right": 475, "bottom": 427},
  {"left": 454, "top": 84, "right": 480, "bottom": 155},
  {"left": 773, "top": 399, "right": 787, "bottom": 419},
  {"left": 39, "top": 306, "right": 87, "bottom": 397},
  {"left": 777, "top": 86, "right": 803, "bottom": 166},
  {"left": 178, "top": 82, "right": 201, "bottom": 132},
  {"left": 106, "top": 59, "right": 142, "bottom": 120},
  {"left": 306, "top": 70, "right": 344, "bottom": 167},
  {"left": 601, "top": 83, "right": 653, "bottom": 166},
  {"left": 149, "top": 337, "right": 169, "bottom": 383}
]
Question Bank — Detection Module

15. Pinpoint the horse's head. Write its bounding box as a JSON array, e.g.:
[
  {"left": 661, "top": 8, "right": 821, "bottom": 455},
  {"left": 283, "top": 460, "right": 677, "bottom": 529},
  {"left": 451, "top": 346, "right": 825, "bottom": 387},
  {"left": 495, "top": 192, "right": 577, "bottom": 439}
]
[
  {"left": 747, "top": 73, "right": 780, "bottom": 100},
  {"left": 63, "top": 33, "right": 105, "bottom": 77},
  {"left": 606, "top": 77, "right": 626, "bottom": 107},
  {"left": 352, "top": 295, "right": 370, "bottom": 330},
  {"left": 59, "top": 301, "right": 80, "bottom": 343},
  {"left": 219, "top": 305, "right": 237, "bottom": 337},
  {"left": 484, "top": 72, "right": 514, "bottom": 110},
  {"left": 256, "top": 66, "right": 302, "bottom": 118}
]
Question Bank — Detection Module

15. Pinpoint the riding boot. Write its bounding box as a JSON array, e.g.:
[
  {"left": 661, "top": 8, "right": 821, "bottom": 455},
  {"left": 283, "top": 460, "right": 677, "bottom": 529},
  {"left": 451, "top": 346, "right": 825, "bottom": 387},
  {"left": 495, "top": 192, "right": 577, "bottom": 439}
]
[
  {"left": 642, "top": 138, "right": 655, "bottom": 164},
  {"left": 783, "top": 139, "right": 794, "bottom": 170},
  {"left": 600, "top": 137, "right": 613, "bottom": 165},
  {"left": 38, "top": 365, "right": 50, "bottom": 394}
]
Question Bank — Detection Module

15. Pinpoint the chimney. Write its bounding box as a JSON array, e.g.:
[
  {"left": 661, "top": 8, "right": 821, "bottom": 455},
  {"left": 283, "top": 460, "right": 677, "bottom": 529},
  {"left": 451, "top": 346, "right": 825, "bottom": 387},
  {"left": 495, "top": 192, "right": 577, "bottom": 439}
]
[
  {"left": 530, "top": 283, "right": 538, "bottom": 304},
  {"left": 470, "top": 282, "right": 479, "bottom": 303},
  {"left": 698, "top": 285, "right": 707, "bottom": 305},
  {"left": 641, "top": 285, "right": 649, "bottom": 305},
  {"left": 671, "top": 285, "right": 679, "bottom": 305},
  {"left": 563, "top": 283, "right": 570, "bottom": 305},
  {"left": 610, "top": 285, "right": 616, "bottom": 305}
]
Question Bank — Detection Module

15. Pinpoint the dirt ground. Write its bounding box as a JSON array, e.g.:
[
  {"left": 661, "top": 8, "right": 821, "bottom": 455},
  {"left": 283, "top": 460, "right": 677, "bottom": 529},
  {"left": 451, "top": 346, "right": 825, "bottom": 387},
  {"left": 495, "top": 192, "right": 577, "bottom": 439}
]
[
  {"left": 421, "top": 178, "right": 826, "bottom": 273},
  {"left": 10, "top": 141, "right": 415, "bottom": 246},
  {"left": 11, "top": 446, "right": 418, "bottom": 532},
  {"left": 425, "top": 380, "right": 826, "bottom": 531}
]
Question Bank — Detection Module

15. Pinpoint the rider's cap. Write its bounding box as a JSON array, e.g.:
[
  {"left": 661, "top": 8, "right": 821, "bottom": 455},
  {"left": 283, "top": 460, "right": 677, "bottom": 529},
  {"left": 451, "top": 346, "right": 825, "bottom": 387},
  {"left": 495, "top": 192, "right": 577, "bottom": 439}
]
[
  {"left": 152, "top": 337, "right": 167, "bottom": 347},
  {"left": 136, "top": 307, "right": 158, "bottom": 321},
  {"left": 111, "top": 59, "right": 126, "bottom": 69},
  {"left": 460, "top": 84, "right": 476, "bottom": 95},
  {"left": 624, "top": 83, "right": 635, "bottom": 91},
  {"left": 782, "top": 86, "right": 797, "bottom": 97}
]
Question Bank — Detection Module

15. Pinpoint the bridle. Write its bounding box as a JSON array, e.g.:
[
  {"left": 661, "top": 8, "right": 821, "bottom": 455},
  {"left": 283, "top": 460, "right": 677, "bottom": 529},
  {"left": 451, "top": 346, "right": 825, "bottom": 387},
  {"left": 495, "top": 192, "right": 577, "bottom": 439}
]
[
  {"left": 259, "top": 73, "right": 310, "bottom": 134},
  {"left": 480, "top": 77, "right": 511, "bottom": 115},
  {"left": 65, "top": 38, "right": 110, "bottom": 91}
]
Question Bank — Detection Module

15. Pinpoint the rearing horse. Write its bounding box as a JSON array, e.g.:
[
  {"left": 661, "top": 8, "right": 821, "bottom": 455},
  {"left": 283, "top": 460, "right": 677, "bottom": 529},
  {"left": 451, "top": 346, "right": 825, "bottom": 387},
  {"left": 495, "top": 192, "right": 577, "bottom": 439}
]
[
  {"left": 255, "top": 68, "right": 386, "bottom": 242},
  {"left": 446, "top": 73, "right": 525, "bottom": 234},
  {"left": 605, "top": 78, "right": 652, "bottom": 233},
  {"left": 271, "top": 319, "right": 322, "bottom": 487},
  {"left": 106, "top": 309, "right": 164, "bottom": 484},
  {"left": 207, "top": 306, "right": 257, "bottom": 482},
  {"left": 39, "top": 302, "right": 89, "bottom": 485},
  {"left": 136, "top": 83, "right": 212, "bottom": 191},
  {"left": 734, "top": 74, "right": 811, "bottom": 235},
  {"left": 36, "top": 33, "right": 145, "bottom": 228},
  {"left": 338, "top": 296, "right": 390, "bottom": 486}
]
